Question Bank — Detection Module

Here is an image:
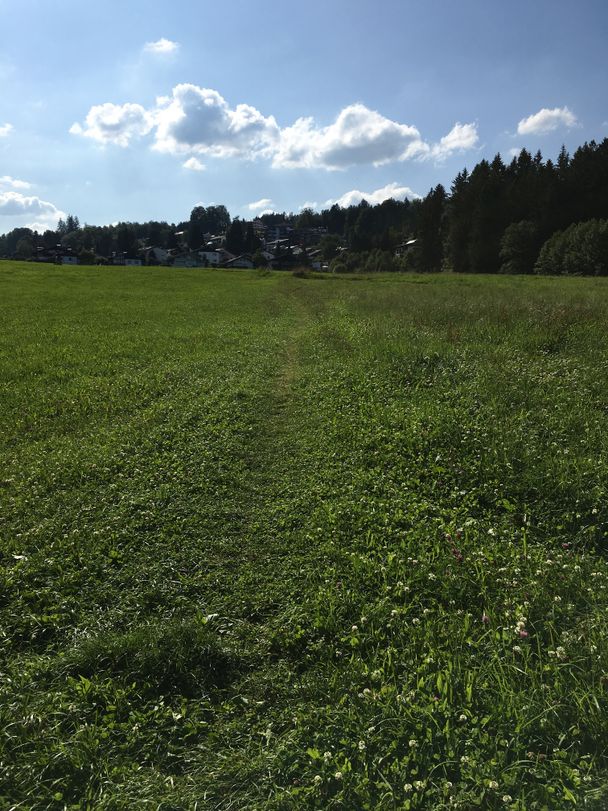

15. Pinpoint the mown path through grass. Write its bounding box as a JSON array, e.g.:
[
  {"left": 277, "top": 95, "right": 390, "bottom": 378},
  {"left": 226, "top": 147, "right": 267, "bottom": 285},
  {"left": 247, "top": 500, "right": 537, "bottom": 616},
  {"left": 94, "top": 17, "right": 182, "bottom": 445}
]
[{"left": 2, "top": 265, "right": 608, "bottom": 809}]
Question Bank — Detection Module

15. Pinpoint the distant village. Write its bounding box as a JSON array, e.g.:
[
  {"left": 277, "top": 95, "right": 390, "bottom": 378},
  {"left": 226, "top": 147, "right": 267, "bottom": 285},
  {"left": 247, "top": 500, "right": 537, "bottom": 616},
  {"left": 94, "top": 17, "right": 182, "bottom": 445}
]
[{"left": 30, "top": 219, "right": 340, "bottom": 271}]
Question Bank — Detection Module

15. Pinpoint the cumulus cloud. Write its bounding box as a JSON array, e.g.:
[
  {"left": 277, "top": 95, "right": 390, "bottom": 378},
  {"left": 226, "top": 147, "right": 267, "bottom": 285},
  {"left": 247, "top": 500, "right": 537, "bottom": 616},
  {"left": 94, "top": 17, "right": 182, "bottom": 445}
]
[
  {"left": 144, "top": 38, "right": 179, "bottom": 55},
  {"left": 182, "top": 156, "right": 205, "bottom": 171},
  {"left": 517, "top": 106, "right": 578, "bottom": 135},
  {"left": 0, "top": 175, "right": 31, "bottom": 190},
  {"left": 431, "top": 122, "right": 479, "bottom": 159},
  {"left": 153, "top": 84, "right": 279, "bottom": 158},
  {"left": 70, "top": 102, "right": 154, "bottom": 147},
  {"left": 0, "top": 190, "right": 65, "bottom": 231},
  {"left": 71, "top": 86, "right": 479, "bottom": 169},
  {"left": 248, "top": 198, "right": 273, "bottom": 211},
  {"left": 273, "top": 103, "right": 425, "bottom": 170},
  {"left": 325, "top": 182, "right": 421, "bottom": 209},
  {"left": 0, "top": 122, "right": 13, "bottom": 137},
  {"left": 508, "top": 147, "right": 523, "bottom": 158}
]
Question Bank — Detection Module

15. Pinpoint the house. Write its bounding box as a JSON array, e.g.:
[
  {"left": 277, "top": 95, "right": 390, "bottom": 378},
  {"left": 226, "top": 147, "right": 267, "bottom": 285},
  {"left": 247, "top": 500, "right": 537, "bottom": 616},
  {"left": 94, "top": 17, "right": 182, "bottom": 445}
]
[
  {"left": 225, "top": 254, "right": 255, "bottom": 269},
  {"left": 145, "top": 246, "right": 169, "bottom": 265},
  {"left": 265, "top": 222, "right": 293, "bottom": 242},
  {"left": 395, "top": 238, "right": 417, "bottom": 257},
  {"left": 124, "top": 258, "right": 142, "bottom": 266},
  {"left": 296, "top": 226, "right": 328, "bottom": 247},
  {"left": 198, "top": 250, "right": 222, "bottom": 266},
  {"left": 172, "top": 251, "right": 203, "bottom": 268},
  {"left": 62, "top": 255, "right": 78, "bottom": 265}
]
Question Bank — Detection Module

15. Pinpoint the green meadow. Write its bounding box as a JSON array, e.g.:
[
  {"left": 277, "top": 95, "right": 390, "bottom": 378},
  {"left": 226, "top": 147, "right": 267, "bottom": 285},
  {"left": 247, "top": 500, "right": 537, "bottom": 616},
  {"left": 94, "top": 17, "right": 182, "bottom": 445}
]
[{"left": 2, "top": 262, "right": 608, "bottom": 810}]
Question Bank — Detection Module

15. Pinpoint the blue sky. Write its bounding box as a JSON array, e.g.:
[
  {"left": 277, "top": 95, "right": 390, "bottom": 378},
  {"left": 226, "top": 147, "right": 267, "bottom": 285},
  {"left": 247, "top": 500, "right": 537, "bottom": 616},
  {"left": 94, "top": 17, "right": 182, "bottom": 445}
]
[{"left": 1, "top": 0, "right": 607, "bottom": 233}]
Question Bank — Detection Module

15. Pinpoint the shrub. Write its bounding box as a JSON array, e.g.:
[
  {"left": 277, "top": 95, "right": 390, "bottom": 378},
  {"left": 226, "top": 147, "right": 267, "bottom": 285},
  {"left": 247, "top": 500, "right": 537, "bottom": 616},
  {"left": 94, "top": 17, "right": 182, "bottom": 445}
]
[{"left": 535, "top": 219, "right": 608, "bottom": 276}]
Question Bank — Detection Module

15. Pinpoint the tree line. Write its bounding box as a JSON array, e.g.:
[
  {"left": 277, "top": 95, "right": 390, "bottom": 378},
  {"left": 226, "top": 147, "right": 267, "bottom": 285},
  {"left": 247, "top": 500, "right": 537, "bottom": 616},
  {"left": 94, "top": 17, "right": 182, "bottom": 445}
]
[{"left": 1, "top": 137, "right": 607, "bottom": 274}]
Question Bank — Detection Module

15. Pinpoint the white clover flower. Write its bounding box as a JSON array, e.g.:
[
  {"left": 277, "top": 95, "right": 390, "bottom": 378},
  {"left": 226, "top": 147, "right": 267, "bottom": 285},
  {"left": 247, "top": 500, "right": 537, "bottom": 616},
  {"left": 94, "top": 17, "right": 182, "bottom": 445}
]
[
  {"left": 502, "top": 796, "right": 513, "bottom": 804},
  {"left": 335, "top": 771, "right": 343, "bottom": 780},
  {"left": 323, "top": 751, "right": 332, "bottom": 762},
  {"left": 351, "top": 625, "right": 358, "bottom": 632},
  {"left": 313, "top": 775, "right": 322, "bottom": 785},
  {"left": 513, "top": 645, "right": 522, "bottom": 654},
  {"left": 404, "top": 783, "right": 413, "bottom": 793},
  {"left": 358, "top": 740, "right": 366, "bottom": 751},
  {"left": 458, "top": 714, "right": 467, "bottom": 722},
  {"left": 371, "top": 669, "right": 382, "bottom": 682},
  {"left": 488, "top": 780, "right": 499, "bottom": 790},
  {"left": 409, "top": 739, "right": 418, "bottom": 748},
  {"left": 556, "top": 646, "right": 567, "bottom": 660},
  {"left": 412, "top": 618, "right": 421, "bottom": 625}
]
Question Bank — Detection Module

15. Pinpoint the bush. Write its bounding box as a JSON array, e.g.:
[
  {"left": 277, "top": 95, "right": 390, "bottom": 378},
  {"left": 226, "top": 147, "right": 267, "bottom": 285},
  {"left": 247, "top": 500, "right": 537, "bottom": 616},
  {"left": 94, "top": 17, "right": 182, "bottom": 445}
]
[{"left": 535, "top": 219, "right": 608, "bottom": 276}]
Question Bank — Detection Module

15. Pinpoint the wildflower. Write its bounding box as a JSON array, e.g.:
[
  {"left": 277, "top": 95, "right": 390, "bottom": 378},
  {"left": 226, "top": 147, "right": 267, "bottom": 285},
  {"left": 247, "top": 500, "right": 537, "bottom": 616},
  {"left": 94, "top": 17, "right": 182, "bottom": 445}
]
[
  {"left": 391, "top": 609, "right": 398, "bottom": 617},
  {"left": 371, "top": 669, "right": 382, "bottom": 682},
  {"left": 554, "top": 595, "right": 562, "bottom": 603},
  {"left": 502, "top": 796, "right": 513, "bottom": 804},
  {"left": 556, "top": 646, "right": 567, "bottom": 660},
  {"left": 458, "top": 714, "right": 467, "bottom": 722},
  {"left": 351, "top": 625, "right": 358, "bottom": 632},
  {"left": 335, "top": 771, "right": 343, "bottom": 780},
  {"left": 513, "top": 645, "right": 522, "bottom": 654},
  {"left": 428, "top": 572, "right": 437, "bottom": 581},
  {"left": 323, "top": 751, "right": 332, "bottom": 762},
  {"left": 482, "top": 611, "right": 490, "bottom": 624},
  {"left": 404, "top": 783, "right": 413, "bottom": 793},
  {"left": 409, "top": 739, "right": 418, "bottom": 748},
  {"left": 412, "top": 618, "right": 421, "bottom": 625},
  {"left": 488, "top": 781, "right": 499, "bottom": 790},
  {"left": 313, "top": 775, "right": 322, "bottom": 785},
  {"left": 414, "top": 780, "right": 426, "bottom": 790},
  {"left": 358, "top": 740, "right": 366, "bottom": 751}
]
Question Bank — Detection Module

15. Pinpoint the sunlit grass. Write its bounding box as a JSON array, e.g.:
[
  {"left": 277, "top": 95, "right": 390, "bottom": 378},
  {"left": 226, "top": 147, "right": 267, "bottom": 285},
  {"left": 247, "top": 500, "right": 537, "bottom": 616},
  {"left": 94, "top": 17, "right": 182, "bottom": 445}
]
[{"left": 1, "top": 262, "right": 608, "bottom": 808}]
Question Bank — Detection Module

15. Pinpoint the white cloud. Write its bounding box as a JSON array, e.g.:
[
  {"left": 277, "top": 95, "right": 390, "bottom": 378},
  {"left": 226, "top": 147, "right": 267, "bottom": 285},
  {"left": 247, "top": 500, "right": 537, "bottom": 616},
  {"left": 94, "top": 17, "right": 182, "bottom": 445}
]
[
  {"left": 248, "top": 198, "right": 273, "bottom": 211},
  {"left": 517, "top": 106, "right": 578, "bottom": 135},
  {"left": 431, "top": 122, "right": 479, "bottom": 159},
  {"left": 70, "top": 102, "right": 154, "bottom": 147},
  {"left": 182, "top": 156, "right": 205, "bottom": 171},
  {"left": 299, "top": 201, "right": 318, "bottom": 211},
  {"left": 0, "top": 175, "right": 32, "bottom": 190},
  {"left": 0, "top": 122, "right": 13, "bottom": 137},
  {"left": 0, "top": 191, "right": 65, "bottom": 232},
  {"left": 71, "top": 86, "right": 479, "bottom": 169},
  {"left": 325, "top": 181, "right": 421, "bottom": 209},
  {"left": 273, "top": 103, "right": 424, "bottom": 170},
  {"left": 508, "top": 147, "right": 523, "bottom": 158},
  {"left": 273, "top": 106, "right": 478, "bottom": 169},
  {"left": 144, "top": 38, "right": 179, "bottom": 55},
  {"left": 153, "top": 84, "right": 279, "bottom": 159}
]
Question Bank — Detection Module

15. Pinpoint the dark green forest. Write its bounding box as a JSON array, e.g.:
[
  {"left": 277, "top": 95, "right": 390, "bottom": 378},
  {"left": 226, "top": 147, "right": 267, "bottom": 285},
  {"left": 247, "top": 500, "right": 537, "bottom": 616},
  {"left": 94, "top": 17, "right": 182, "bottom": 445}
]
[{"left": 2, "top": 138, "right": 607, "bottom": 274}]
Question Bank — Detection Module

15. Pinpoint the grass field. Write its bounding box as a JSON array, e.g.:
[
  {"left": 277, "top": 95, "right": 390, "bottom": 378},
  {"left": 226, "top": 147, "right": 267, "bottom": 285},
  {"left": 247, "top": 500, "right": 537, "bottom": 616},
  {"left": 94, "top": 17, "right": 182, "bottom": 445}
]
[{"left": 2, "top": 262, "right": 608, "bottom": 809}]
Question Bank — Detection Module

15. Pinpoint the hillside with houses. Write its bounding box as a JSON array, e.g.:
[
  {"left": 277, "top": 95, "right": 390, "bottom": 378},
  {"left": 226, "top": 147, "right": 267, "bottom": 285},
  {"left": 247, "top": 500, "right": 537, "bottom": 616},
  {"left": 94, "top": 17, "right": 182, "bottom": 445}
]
[{"left": 6, "top": 216, "right": 338, "bottom": 270}]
